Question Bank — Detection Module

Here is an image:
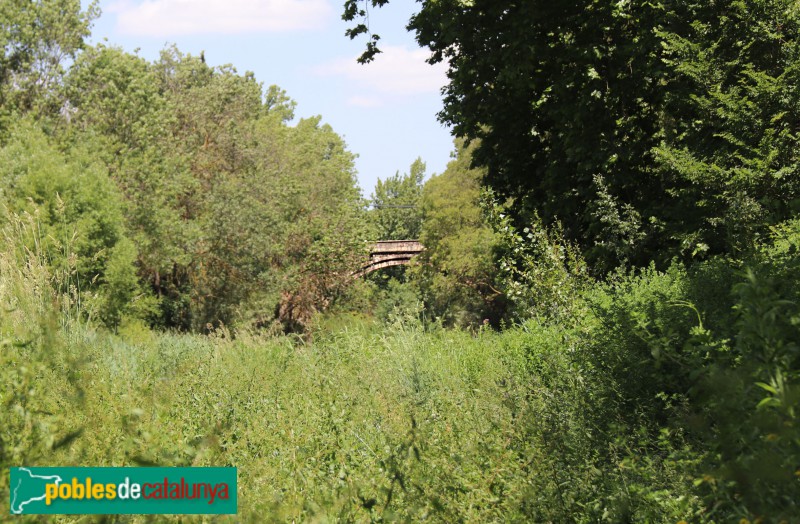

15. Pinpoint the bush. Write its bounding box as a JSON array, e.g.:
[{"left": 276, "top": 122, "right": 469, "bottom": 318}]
[
  {"left": 566, "top": 227, "right": 800, "bottom": 520},
  {"left": 0, "top": 119, "right": 145, "bottom": 327}
]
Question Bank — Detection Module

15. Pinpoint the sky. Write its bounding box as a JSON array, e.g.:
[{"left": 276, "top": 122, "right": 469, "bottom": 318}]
[{"left": 81, "top": 0, "right": 455, "bottom": 197}]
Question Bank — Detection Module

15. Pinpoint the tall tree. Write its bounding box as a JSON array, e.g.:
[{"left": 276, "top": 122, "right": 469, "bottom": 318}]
[
  {"left": 65, "top": 44, "right": 367, "bottom": 330},
  {"left": 0, "top": 0, "right": 98, "bottom": 119},
  {"left": 344, "top": 0, "right": 800, "bottom": 273},
  {"left": 413, "top": 139, "right": 505, "bottom": 326},
  {"left": 370, "top": 158, "right": 425, "bottom": 240}
]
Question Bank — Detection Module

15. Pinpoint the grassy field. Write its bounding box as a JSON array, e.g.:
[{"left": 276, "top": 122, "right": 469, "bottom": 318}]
[
  {"left": 0, "top": 215, "right": 595, "bottom": 523},
  {"left": 4, "top": 309, "right": 578, "bottom": 522},
  {"left": 5, "top": 223, "right": 799, "bottom": 522}
]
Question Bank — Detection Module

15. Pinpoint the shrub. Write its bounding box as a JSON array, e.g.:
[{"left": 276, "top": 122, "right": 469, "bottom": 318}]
[{"left": 0, "top": 119, "right": 145, "bottom": 327}]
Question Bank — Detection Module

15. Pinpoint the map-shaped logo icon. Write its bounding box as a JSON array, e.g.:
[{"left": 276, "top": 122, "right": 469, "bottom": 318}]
[{"left": 9, "top": 467, "right": 62, "bottom": 514}]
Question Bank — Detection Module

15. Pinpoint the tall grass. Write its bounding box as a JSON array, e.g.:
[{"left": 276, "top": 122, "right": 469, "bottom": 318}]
[
  {"left": 0, "top": 209, "right": 546, "bottom": 521},
  {"left": 49, "top": 322, "right": 544, "bottom": 521},
  {"left": 4, "top": 208, "right": 798, "bottom": 522},
  {"left": 0, "top": 210, "right": 88, "bottom": 509}
]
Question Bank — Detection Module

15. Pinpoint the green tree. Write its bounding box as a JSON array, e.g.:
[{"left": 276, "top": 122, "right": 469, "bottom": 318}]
[
  {"left": 370, "top": 158, "right": 425, "bottom": 241},
  {"left": 413, "top": 140, "right": 504, "bottom": 326},
  {"left": 0, "top": 0, "right": 98, "bottom": 119},
  {"left": 344, "top": 0, "right": 800, "bottom": 273},
  {"left": 0, "top": 119, "right": 143, "bottom": 326},
  {"left": 65, "top": 44, "right": 368, "bottom": 330},
  {"left": 65, "top": 44, "right": 162, "bottom": 152}
]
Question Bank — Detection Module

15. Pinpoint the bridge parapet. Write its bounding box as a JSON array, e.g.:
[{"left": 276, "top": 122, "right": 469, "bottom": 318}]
[
  {"left": 353, "top": 240, "right": 424, "bottom": 278},
  {"left": 370, "top": 240, "right": 424, "bottom": 254}
]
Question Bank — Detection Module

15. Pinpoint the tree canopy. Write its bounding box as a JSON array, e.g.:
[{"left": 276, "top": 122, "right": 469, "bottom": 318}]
[
  {"left": 413, "top": 139, "right": 504, "bottom": 326},
  {"left": 1, "top": 4, "right": 369, "bottom": 331},
  {"left": 370, "top": 158, "right": 426, "bottom": 241},
  {"left": 345, "top": 0, "right": 800, "bottom": 273}
]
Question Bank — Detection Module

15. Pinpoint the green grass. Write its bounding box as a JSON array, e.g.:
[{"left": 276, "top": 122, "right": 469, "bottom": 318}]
[
  {"left": 6, "top": 216, "right": 799, "bottom": 522},
  {"left": 0, "top": 229, "right": 709, "bottom": 522},
  {"left": 4, "top": 306, "right": 554, "bottom": 521}
]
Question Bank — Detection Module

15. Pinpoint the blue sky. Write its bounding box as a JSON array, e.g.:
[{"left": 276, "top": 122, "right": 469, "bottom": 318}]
[{"left": 82, "top": 0, "right": 455, "bottom": 197}]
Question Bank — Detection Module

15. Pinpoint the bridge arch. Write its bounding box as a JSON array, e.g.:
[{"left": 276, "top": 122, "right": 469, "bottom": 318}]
[{"left": 353, "top": 240, "right": 424, "bottom": 278}]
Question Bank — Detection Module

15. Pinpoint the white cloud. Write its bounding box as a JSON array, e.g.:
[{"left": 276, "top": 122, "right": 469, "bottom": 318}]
[
  {"left": 109, "top": 0, "right": 333, "bottom": 36},
  {"left": 315, "top": 45, "right": 448, "bottom": 98}
]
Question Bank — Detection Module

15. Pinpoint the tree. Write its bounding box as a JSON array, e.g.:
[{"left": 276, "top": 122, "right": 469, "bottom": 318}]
[
  {"left": 65, "top": 44, "right": 162, "bottom": 152},
  {"left": 0, "top": 0, "right": 98, "bottom": 119},
  {"left": 412, "top": 139, "right": 505, "bottom": 326},
  {"left": 64, "top": 44, "right": 368, "bottom": 330},
  {"left": 344, "top": 0, "right": 800, "bottom": 273},
  {"left": 0, "top": 118, "right": 144, "bottom": 326},
  {"left": 370, "top": 158, "right": 426, "bottom": 241}
]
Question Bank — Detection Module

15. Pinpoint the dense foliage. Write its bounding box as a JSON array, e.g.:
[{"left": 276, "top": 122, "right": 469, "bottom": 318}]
[
  {"left": 2, "top": 0, "right": 369, "bottom": 331},
  {"left": 412, "top": 140, "right": 505, "bottom": 326},
  {"left": 346, "top": 0, "right": 800, "bottom": 273},
  {"left": 1, "top": 0, "right": 799, "bottom": 521},
  {"left": 3, "top": 210, "right": 799, "bottom": 521}
]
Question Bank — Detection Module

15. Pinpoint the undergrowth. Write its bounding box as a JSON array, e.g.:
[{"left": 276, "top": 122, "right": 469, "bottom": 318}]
[{"left": 2, "top": 215, "right": 800, "bottom": 522}]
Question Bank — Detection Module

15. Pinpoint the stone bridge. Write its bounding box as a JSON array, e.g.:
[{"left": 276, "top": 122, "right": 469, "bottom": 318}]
[{"left": 354, "top": 240, "right": 424, "bottom": 278}]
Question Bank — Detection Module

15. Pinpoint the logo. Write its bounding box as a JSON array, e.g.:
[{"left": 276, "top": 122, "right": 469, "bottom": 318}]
[{"left": 9, "top": 467, "right": 237, "bottom": 515}]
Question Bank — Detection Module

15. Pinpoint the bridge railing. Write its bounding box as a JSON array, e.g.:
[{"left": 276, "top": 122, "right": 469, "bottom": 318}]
[
  {"left": 370, "top": 240, "right": 424, "bottom": 254},
  {"left": 352, "top": 240, "right": 425, "bottom": 278}
]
